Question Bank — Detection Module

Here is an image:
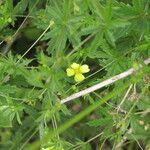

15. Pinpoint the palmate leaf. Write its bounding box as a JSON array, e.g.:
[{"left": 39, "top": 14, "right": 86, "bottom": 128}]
[
  {"left": 87, "top": 117, "right": 113, "bottom": 127},
  {"left": 132, "top": 0, "right": 147, "bottom": 12},
  {"left": 0, "top": 0, "right": 29, "bottom": 30},
  {"left": 54, "top": 27, "right": 68, "bottom": 53},
  {"left": 130, "top": 115, "right": 150, "bottom": 140},
  {"left": 0, "top": 0, "right": 13, "bottom": 30},
  {"left": 0, "top": 95, "right": 24, "bottom": 127},
  {"left": 13, "top": 0, "right": 29, "bottom": 15},
  {"left": 116, "top": 0, "right": 150, "bottom": 37},
  {"left": 35, "top": 1, "right": 89, "bottom": 53},
  {"left": 0, "top": 53, "right": 31, "bottom": 78},
  {"left": 104, "top": 29, "right": 116, "bottom": 47},
  {"left": 0, "top": 98, "right": 18, "bottom": 127},
  {"left": 25, "top": 69, "right": 44, "bottom": 88},
  {"left": 0, "top": 85, "right": 18, "bottom": 94},
  {"left": 81, "top": 143, "right": 92, "bottom": 150},
  {"left": 0, "top": 105, "right": 15, "bottom": 127}
]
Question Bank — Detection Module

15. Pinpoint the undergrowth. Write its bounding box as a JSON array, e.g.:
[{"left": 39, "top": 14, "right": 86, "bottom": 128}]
[{"left": 0, "top": 0, "right": 150, "bottom": 150}]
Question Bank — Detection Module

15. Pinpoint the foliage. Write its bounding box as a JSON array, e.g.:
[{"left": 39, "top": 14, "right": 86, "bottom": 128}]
[{"left": 0, "top": 0, "right": 150, "bottom": 150}]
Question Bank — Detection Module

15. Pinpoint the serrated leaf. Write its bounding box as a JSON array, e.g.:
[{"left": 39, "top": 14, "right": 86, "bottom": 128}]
[
  {"left": 87, "top": 117, "right": 113, "bottom": 127},
  {"left": 14, "top": 0, "right": 29, "bottom": 15},
  {"left": 0, "top": 106, "right": 15, "bottom": 127},
  {"left": 105, "top": 30, "right": 116, "bottom": 47}
]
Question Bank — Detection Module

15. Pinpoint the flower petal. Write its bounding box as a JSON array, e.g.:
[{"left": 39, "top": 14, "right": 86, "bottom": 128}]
[
  {"left": 80, "top": 65, "right": 90, "bottom": 73},
  {"left": 74, "top": 73, "right": 85, "bottom": 82},
  {"left": 71, "top": 63, "right": 80, "bottom": 69},
  {"left": 66, "top": 68, "right": 75, "bottom": 76}
]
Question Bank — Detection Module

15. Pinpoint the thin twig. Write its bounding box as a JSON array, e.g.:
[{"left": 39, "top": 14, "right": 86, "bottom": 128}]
[
  {"left": 135, "top": 109, "right": 150, "bottom": 116},
  {"left": 0, "top": 41, "right": 4, "bottom": 45},
  {"left": 19, "top": 129, "right": 38, "bottom": 150},
  {"left": 61, "top": 58, "right": 150, "bottom": 104},
  {"left": 131, "top": 134, "right": 144, "bottom": 150},
  {"left": 2, "top": 21, "right": 27, "bottom": 54},
  {"left": 72, "top": 132, "right": 103, "bottom": 150},
  {"left": 16, "top": 24, "right": 51, "bottom": 63},
  {"left": 117, "top": 84, "right": 133, "bottom": 113},
  {"left": 67, "top": 32, "right": 97, "bottom": 57}
]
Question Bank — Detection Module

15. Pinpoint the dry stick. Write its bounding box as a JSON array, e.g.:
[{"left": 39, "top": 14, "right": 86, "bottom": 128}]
[
  {"left": 61, "top": 58, "right": 150, "bottom": 104},
  {"left": 0, "top": 41, "right": 4, "bottom": 45},
  {"left": 135, "top": 109, "right": 150, "bottom": 115},
  {"left": 117, "top": 84, "right": 133, "bottom": 113}
]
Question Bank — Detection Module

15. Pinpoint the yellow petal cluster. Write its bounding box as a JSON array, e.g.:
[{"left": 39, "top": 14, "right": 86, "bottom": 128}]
[
  {"left": 42, "top": 147, "right": 64, "bottom": 150},
  {"left": 66, "top": 63, "right": 90, "bottom": 82},
  {"left": 42, "top": 146, "right": 54, "bottom": 150}
]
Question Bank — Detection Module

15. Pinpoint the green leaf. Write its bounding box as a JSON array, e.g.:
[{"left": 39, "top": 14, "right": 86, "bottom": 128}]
[
  {"left": 87, "top": 117, "right": 113, "bottom": 127},
  {"left": 14, "top": 0, "right": 29, "bottom": 15},
  {"left": 0, "top": 106, "right": 15, "bottom": 127},
  {"left": 105, "top": 30, "right": 116, "bottom": 47}
]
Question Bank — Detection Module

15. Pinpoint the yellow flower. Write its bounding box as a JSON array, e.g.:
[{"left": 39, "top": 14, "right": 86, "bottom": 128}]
[
  {"left": 71, "top": 63, "right": 80, "bottom": 69},
  {"left": 80, "top": 65, "right": 90, "bottom": 73},
  {"left": 74, "top": 73, "right": 85, "bottom": 82},
  {"left": 42, "top": 146, "right": 54, "bottom": 150},
  {"left": 66, "top": 68, "right": 75, "bottom": 76},
  {"left": 66, "top": 63, "right": 90, "bottom": 82},
  {"left": 42, "top": 147, "right": 64, "bottom": 150}
]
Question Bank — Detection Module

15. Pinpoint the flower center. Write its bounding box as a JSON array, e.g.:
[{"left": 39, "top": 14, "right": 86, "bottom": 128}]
[{"left": 74, "top": 68, "right": 81, "bottom": 74}]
